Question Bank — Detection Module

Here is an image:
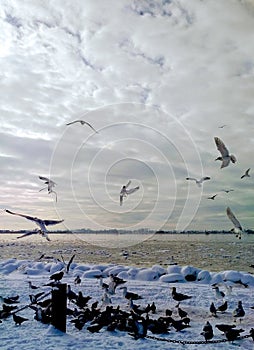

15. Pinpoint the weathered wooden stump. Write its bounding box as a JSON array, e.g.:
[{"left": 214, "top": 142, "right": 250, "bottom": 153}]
[{"left": 51, "top": 283, "right": 67, "bottom": 332}]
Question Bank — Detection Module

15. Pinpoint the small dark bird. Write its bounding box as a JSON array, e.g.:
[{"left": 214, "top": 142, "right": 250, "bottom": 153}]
[
  {"left": 28, "top": 281, "right": 39, "bottom": 290},
  {"left": 13, "top": 313, "right": 29, "bottom": 325},
  {"left": 233, "top": 301, "right": 245, "bottom": 322},
  {"left": 150, "top": 302, "right": 156, "bottom": 314},
  {"left": 129, "top": 317, "right": 148, "bottom": 339},
  {"left": 49, "top": 271, "right": 64, "bottom": 282},
  {"left": 224, "top": 328, "right": 244, "bottom": 342},
  {"left": 249, "top": 328, "right": 254, "bottom": 341},
  {"left": 87, "top": 323, "right": 104, "bottom": 333},
  {"left": 209, "top": 302, "right": 217, "bottom": 317},
  {"left": 201, "top": 321, "right": 214, "bottom": 341},
  {"left": 241, "top": 168, "right": 250, "bottom": 179},
  {"left": 170, "top": 318, "right": 191, "bottom": 332},
  {"left": 215, "top": 324, "right": 236, "bottom": 333},
  {"left": 0, "top": 296, "right": 19, "bottom": 304},
  {"left": 207, "top": 194, "right": 218, "bottom": 200},
  {"left": 2, "top": 304, "right": 17, "bottom": 313},
  {"left": 165, "top": 309, "right": 173, "bottom": 316},
  {"left": 74, "top": 275, "right": 81, "bottom": 285},
  {"left": 177, "top": 306, "right": 188, "bottom": 319},
  {"left": 217, "top": 301, "right": 228, "bottom": 313},
  {"left": 171, "top": 287, "right": 192, "bottom": 303},
  {"left": 121, "top": 287, "right": 142, "bottom": 301}
]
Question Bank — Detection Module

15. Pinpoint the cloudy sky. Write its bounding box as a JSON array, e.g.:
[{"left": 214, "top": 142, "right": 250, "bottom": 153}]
[{"left": 1, "top": 0, "right": 254, "bottom": 233}]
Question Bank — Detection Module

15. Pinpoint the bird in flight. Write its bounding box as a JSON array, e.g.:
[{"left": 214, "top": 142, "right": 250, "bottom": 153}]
[
  {"left": 207, "top": 194, "right": 218, "bottom": 200},
  {"left": 221, "top": 189, "right": 234, "bottom": 193},
  {"left": 241, "top": 168, "right": 251, "bottom": 179},
  {"left": 214, "top": 137, "right": 236, "bottom": 168},
  {"left": 186, "top": 176, "right": 210, "bottom": 187},
  {"left": 120, "top": 180, "right": 139, "bottom": 206},
  {"left": 66, "top": 120, "right": 98, "bottom": 133},
  {"left": 218, "top": 125, "right": 227, "bottom": 128},
  {"left": 39, "top": 176, "right": 57, "bottom": 202},
  {"left": 4, "top": 209, "right": 64, "bottom": 241},
  {"left": 226, "top": 207, "right": 243, "bottom": 239}
]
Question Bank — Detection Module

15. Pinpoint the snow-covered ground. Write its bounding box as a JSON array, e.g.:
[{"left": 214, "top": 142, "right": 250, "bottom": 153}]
[{"left": 1, "top": 258, "right": 254, "bottom": 349}]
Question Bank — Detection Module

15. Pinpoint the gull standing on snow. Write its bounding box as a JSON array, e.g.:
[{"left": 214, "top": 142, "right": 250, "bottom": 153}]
[
  {"left": 241, "top": 168, "right": 251, "bottom": 179},
  {"left": 226, "top": 207, "right": 243, "bottom": 239},
  {"left": 186, "top": 176, "right": 210, "bottom": 187},
  {"left": 39, "top": 176, "right": 57, "bottom": 202},
  {"left": 214, "top": 137, "right": 236, "bottom": 168},
  {"left": 66, "top": 120, "right": 98, "bottom": 133},
  {"left": 4, "top": 209, "right": 64, "bottom": 241},
  {"left": 120, "top": 180, "right": 139, "bottom": 206}
]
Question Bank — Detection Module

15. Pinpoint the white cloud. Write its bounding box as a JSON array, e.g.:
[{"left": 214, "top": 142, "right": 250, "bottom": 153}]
[{"left": 0, "top": 0, "right": 253, "bottom": 232}]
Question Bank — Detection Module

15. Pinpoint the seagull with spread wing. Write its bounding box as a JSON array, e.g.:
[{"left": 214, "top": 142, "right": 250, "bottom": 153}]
[
  {"left": 241, "top": 168, "right": 251, "bottom": 179},
  {"left": 186, "top": 176, "right": 210, "bottom": 187},
  {"left": 66, "top": 120, "right": 98, "bottom": 133},
  {"left": 4, "top": 209, "right": 64, "bottom": 241},
  {"left": 39, "top": 176, "right": 57, "bottom": 202},
  {"left": 226, "top": 207, "right": 243, "bottom": 239},
  {"left": 214, "top": 137, "right": 236, "bottom": 168},
  {"left": 120, "top": 180, "right": 139, "bottom": 206}
]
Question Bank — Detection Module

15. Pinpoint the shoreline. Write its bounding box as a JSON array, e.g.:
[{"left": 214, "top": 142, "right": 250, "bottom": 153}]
[{"left": 1, "top": 233, "right": 254, "bottom": 273}]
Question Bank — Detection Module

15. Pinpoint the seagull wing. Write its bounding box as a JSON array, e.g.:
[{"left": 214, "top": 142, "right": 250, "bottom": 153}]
[
  {"left": 126, "top": 186, "right": 139, "bottom": 195},
  {"left": 84, "top": 121, "right": 98, "bottom": 133},
  {"left": 201, "top": 177, "right": 211, "bottom": 182},
  {"left": 246, "top": 168, "right": 251, "bottom": 175},
  {"left": 43, "top": 219, "right": 64, "bottom": 227},
  {"left": 226, "top": 207, "right": 242, "bottom": 230},
  {"left": 5, "top": 209, "right": 38, "bottom": 223},
  {"left": 125, "top": 180, "right": 131, "bottom": 188},
  {"left": 214, "top": 137, "right": 229, "bottom": 157},
  {"left": 66, "top": 120, "right": 80, "bottom": 126},
  {"left": 120, "top": 194, "right": 123, "bottom": 206},
  {"left": 186, "top": 177, "right": 197, "bottom": 182},
  {"left": 39, "top": 176, "right": 50, "bottom": 183},
  {"left": 17, "top": 231, "right": 37, "bottom": 239},
  {"left": 221, "top": 158, "right": 230, "bottom": 168}
]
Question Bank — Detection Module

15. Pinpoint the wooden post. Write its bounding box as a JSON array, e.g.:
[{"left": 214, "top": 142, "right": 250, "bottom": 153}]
[{"left": 51, "top": 283, "right": 67, "bottom": 332}]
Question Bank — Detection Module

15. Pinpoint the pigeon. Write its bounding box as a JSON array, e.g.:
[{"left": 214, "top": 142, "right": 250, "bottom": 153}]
[
  {"left": 214, "top": 137, "right": 236, "bottom": 168},
  {"left": 186, "top": 177, "right": 210, "bottom": 187},
  {"left": 224, "top": 328, "right": 245, "bottom": 342},
  {"left": 209, "top": 302, "right": 217, "bottom": 317},
  {"left": 217, "top": 301, "right": 228, "bottom": 313},
  {"left": 171, "top": 287, "right": 192, "bottom": 303},
  {"left": 49, "top": 271, "right": 64, "bottom": 282},
  {"left": 201, "top": 321, "right": 214, "bottom": 341},
  {"left": 120, "top": 287, "right": 142, "bottom": 301},
  {"left": 4, "top": 209, "right": 64, "bottom": 241},
  {"left": 120, "top": 180, "right": 140, "bottom": 206},
  {"left": 233, "top": 301, "right": 245, "bottom": 323},
  {"left": 226, "top": 207, "right": 243, "bottom": 238},
  {"left": 38, "top": 176, "right": 57, "bottom": 202},
  {"left": 215, "top": 324, "right": 236, "bottom": 333},
  {"left": 12, "top": 313, "right": 29, "bottom": 325},
  {"left": 66, "top": 120, "right": 98, "bottom": 133},
  {"left": 241, "top": 168, "right": 251, "bottom": 179}
]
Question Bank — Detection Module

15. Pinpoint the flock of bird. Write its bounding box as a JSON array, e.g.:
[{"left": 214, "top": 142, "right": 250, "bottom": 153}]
[
  {"left": 0, "top": 262, "right": 253, "bottom": 344},
  {"left": 3, "top": 121, "right": 251, "bottom": 241},
  {"left": 186, "top": 134, "right": 251, "bottom": 239}
]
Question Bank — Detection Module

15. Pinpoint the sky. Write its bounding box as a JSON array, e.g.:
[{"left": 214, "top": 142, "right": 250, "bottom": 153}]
[{"left": 0, "top": 0, "right": 254, "bottom": 233}]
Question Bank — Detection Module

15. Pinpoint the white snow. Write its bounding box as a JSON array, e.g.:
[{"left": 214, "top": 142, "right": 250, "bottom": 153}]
[{"left": 1, "top": 258, "right": 254, "bottom": 349}]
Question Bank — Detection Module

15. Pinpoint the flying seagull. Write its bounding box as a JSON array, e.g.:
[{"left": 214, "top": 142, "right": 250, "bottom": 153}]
[
  {"left": 66, "top": 120, "right": 98, "bottom": 133},
  {"left": 120, "top": 180, "right": 139, "bottom": 206},
  {"left": 207, "top": 194, "right": 218, "bottom": 200},
  {"left": 214, "top": 137, "right": 236, "bottom": 168},
  {"left": 218, "top": 125, "right": 227, "bottom": 128},
  {"left": 186, "top": 177, "right": 210, "bottom": 187},
  {"left": 241, "top": 168, "right": 251, "bottom": 179},
  {"left": 226, "top": 207, "right": 243, "bottom": 239},
  {"left": 221, "top": 189, "right": 234, "bottom": 193},
  {"left": 4, "top": 209, "right": 64, "bottom": 241},
  {"left": 39, "top": 176, "right": 57, "bottom": 202}
]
